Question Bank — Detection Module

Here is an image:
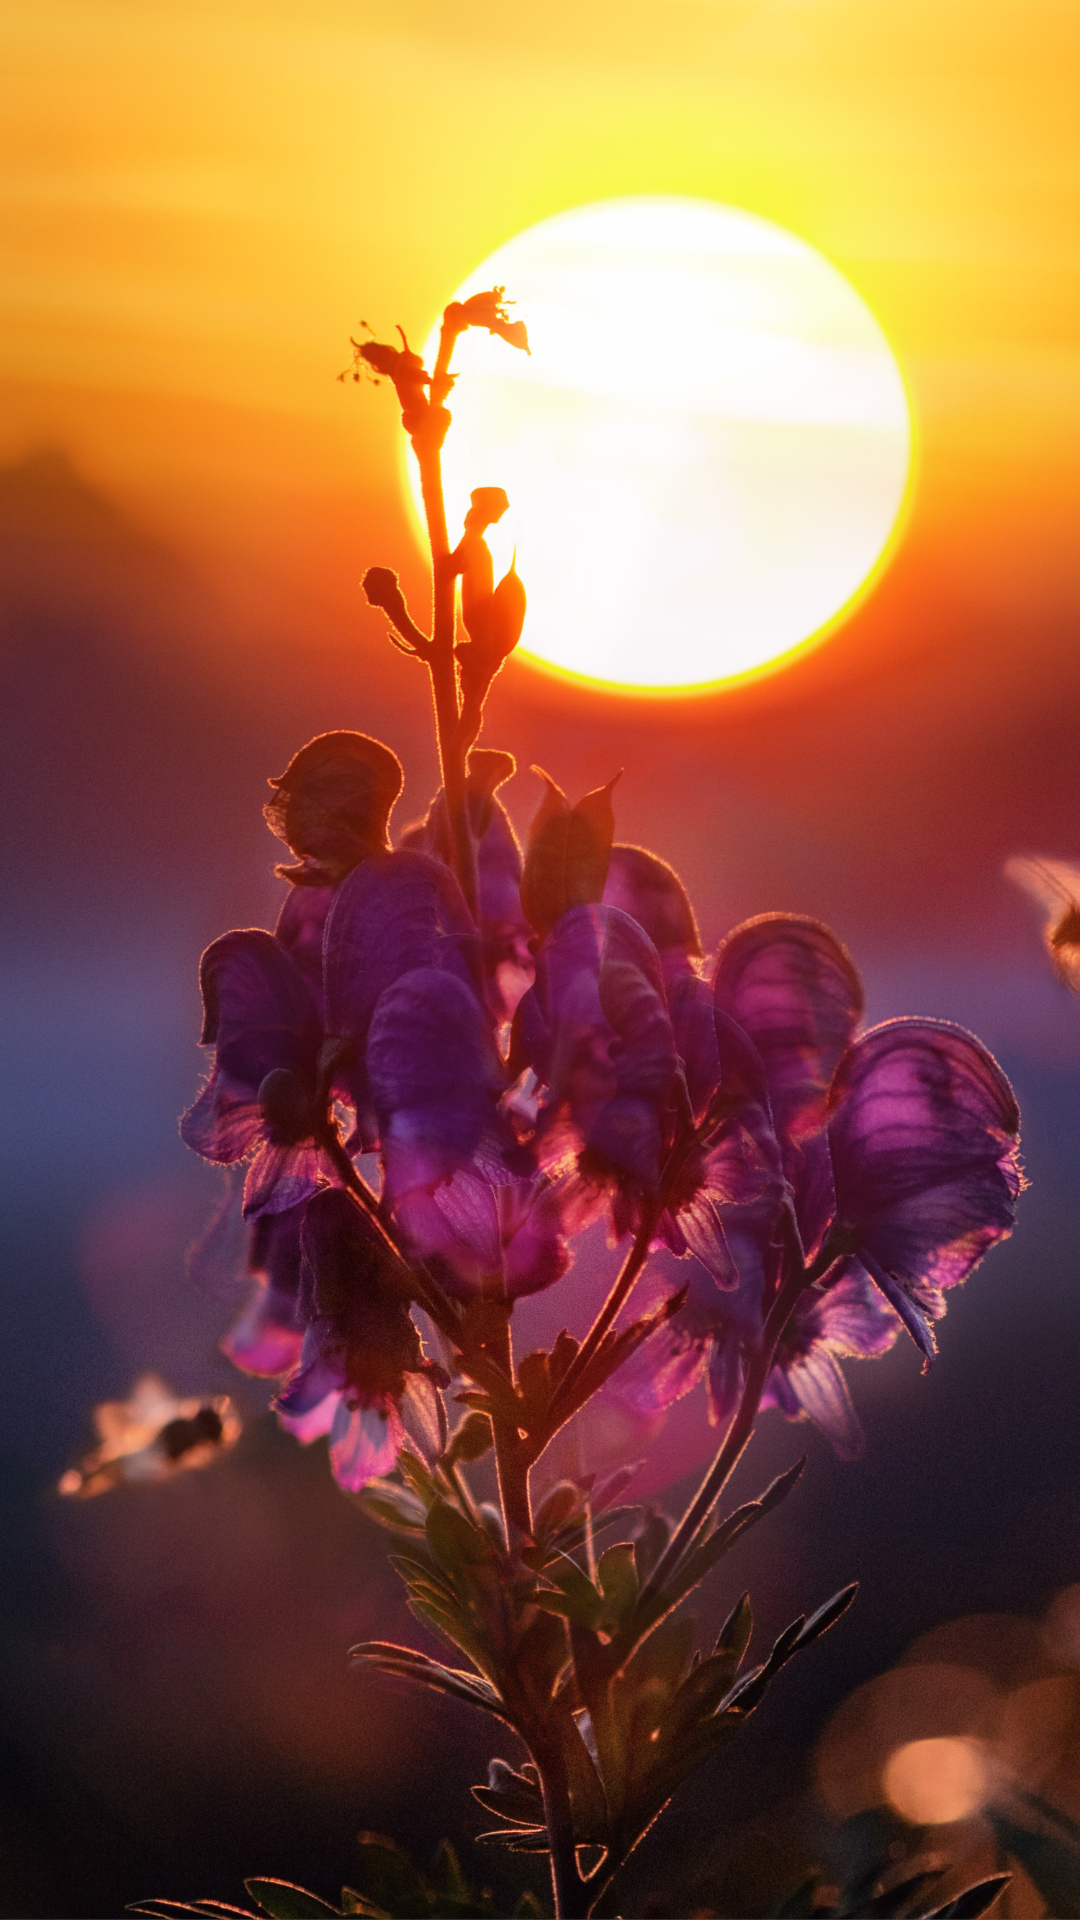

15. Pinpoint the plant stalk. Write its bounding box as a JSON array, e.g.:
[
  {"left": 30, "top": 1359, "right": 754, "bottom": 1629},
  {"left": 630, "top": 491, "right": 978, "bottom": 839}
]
[{"left": 530, "top": 1734, "right": 586, "bottom": 1919}]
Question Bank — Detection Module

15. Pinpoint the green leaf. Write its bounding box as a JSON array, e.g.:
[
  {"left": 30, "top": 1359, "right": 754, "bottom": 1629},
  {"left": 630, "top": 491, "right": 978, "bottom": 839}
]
[
  {"left": 353, "top": 1480, "right": 428, "bottom": 1537},
  {"left": 430, "top": 1841, "right": 469, "bottom": 1904},
  {"left": 244, "top": 1880, "right": 340, "bottom": 1918},
  {"left": 928, "top": 1875, "right": 1011, "bottom": 1919},
  {"left": 426, "top": 1498, "right": 493, "bottom": 1578},
  {"left": 536, "top": 1552, "right": 604, "bottom": 1630},
  {"left": 444, "top": 1413, "right": 493, "bottom": 1466},
  {"left": 349, "top": 1642, "right": 510, "bottom": 1724},
  {"left": 351, "top": 1837, "right": 426, "bottom": 1917},
  {"left": 397, "top": 1449, "right": 440, "bottom": 1509},
  {"left": 471, "top": 1758, "right": 545, "bottom": 1828},
  {"left": 596, "top": 1544, "right": 638, "bottom": 1631},
  {"left": 339, "top": 1893, "right": 388, "bottom": 1919}
]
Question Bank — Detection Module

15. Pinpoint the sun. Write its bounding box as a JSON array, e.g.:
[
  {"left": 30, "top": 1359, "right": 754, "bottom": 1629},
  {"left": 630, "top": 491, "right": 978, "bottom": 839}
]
[{"left": 411, "top": 197, "right": 913, "bottom": 696}]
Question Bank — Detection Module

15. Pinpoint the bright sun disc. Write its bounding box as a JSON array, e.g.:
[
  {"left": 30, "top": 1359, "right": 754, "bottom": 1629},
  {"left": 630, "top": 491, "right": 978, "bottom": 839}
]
[{"left": 413, "top": 197, "right": 913, "bottom": 694}]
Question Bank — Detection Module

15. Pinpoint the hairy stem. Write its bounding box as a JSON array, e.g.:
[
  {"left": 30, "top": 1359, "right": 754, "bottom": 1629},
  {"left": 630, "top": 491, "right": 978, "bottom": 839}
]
[
  {"left": 530, "top": 1735, "right": 586, "bottom": 1920},
  {"left": 642, "top": 1236, "right": 810, "bottom": 1600},
  {"left": 411, "top": 315, "right": 480, "bottom": 918}
]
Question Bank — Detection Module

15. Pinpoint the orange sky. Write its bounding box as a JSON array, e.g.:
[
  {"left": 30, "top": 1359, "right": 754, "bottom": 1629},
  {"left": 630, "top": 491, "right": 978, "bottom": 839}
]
[{"left": 2, "top": 0, "right": 1078, "bottom": 653}]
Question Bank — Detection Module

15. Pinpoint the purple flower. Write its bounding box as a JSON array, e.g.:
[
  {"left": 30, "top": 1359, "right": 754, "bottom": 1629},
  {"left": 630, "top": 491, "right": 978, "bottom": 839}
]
[
  {"left": 512, "top": 903, "right": 681, "bottom": 1203},
  {"left": 602, "top": 843, "right": 703, "bottom": 988},
  {"left": 273, "top": 883, "right": 335, "bottom": 1012},
  {"left": 367, "top": 966, "right": 565, "bottom": 1295},
  {"left": 713, "top": 915, "right": 863, "bottom": 1257},
  {"left": 826, "top": 1018, "right": 1024, "bottom": 1362},
  {"left": 399, "top": 750, "right": 533, "bottom": 1023},
  {"left": 620, "top": 1255, "right": 898, "bottom": 1457},
  {"left": 180, "top": 929, "right": 326, "bottom": 1216},
  {"left": 272, "top": 1188, "right": 446, "bottom": 1492},
  {"left": 323, "top": 848, "right": 482, "bottom": 1136},
  {"left": 219, "top": 1203, "right": 306, "bottom": 1378}
]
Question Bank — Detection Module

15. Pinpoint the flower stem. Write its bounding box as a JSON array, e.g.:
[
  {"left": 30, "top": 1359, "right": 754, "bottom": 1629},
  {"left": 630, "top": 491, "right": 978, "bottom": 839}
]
[
  {"left": 412, "top": 317, "right": 479, "bottom": 920},
  {"left": 642, "top": 1236, "right": 810, "bottom": 1601},
  {"left": 543, "top": 1205, "right": 659, "bottom": 1432},
  {"left": 530, "top": 1734, "right": 586, "bottom": 1919}
]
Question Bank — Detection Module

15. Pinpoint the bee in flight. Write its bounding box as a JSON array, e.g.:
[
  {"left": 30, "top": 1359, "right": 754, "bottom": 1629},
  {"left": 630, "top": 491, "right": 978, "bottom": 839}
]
[{"left": 1006, "top": 855, "right": 1080, "bottom": 995}]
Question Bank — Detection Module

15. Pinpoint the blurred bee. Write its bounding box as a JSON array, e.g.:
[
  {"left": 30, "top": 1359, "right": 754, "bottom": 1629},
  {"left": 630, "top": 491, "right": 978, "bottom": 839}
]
[
  {"left": 58, "top": 1373, "right": 240, "bottom": 1498},
  {"left": 1006, "top": 855, "right": 1080, "bottom": 995}
]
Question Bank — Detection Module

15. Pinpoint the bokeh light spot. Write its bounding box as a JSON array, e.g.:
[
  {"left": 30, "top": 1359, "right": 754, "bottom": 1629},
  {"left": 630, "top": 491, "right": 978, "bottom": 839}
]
[{"left": 883, "top": 1737, "right": 988, "bottom": 1826}]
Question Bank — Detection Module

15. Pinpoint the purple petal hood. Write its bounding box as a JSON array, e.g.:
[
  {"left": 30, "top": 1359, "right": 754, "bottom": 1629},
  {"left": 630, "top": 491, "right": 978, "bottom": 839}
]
[
  {"left": 323, "top": 849, "right": 483, "bottom": 1127},
  {"left": 827, "top": 1018, "right": 1023, "bottom": 1359},
  {"left": 180, "top": 930, "right": 321, "bottom": 1165},
  {"left": 713, "top": 915, "right": 863, "bottom": 1255},
  {"left": 513, "top": 903, "right": 680, "bottom": 1196}
]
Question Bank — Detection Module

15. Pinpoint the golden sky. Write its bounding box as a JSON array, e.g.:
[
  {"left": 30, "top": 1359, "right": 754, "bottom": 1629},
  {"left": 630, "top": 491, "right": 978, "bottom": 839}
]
[{"left": 3, "top": 0, "right": 1078, "bottom": 643}]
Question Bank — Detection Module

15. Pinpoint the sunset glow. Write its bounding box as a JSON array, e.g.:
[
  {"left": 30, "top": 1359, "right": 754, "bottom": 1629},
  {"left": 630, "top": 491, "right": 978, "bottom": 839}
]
[{"left": 418, "top": 199, "right": 912, "bottom": 692}]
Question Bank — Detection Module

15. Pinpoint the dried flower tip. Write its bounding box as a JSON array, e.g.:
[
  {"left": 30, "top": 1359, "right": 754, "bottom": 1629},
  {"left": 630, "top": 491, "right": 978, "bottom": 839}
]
[
  {"left": 265, "top": 731, "right": 404, "bottom": 887},
  {"left": 445, "top": 287, "right": 531, "bottom": 355},
  {"left": 464, "top": 487, "right": 510, "bottom": 532}
]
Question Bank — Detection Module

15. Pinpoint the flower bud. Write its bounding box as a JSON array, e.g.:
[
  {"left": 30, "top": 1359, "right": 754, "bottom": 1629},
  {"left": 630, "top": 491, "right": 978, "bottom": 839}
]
[
  {"left": 265, "top": 730, "right": 404, "bottom": 886},
  {"left": 257, "top": 1068, "right": 315, "bottom": 1145},
  {"left": 520, "top": 769, "right": 621, "bottom": 939}
]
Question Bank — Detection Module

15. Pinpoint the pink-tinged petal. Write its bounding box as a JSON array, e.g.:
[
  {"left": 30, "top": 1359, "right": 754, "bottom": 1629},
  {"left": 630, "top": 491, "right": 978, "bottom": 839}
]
[
  {"left": 500, "top": 1176, "right": 573, "bottom": 1298},
  {"left": 515, "top": 904, "right": 680, "bottom": 1195},
  {"left": 621, "top": 1322, "right": 709, "bottom": 1413},
  {"left": 242, "top": 1140, "right": 325, "bottom": 1219},
  {"left": 714, "top": 916, "right": 863, "bottom": 1253},
  {"left": 277, "top": 1386, "right": 341, "bottom": 1444},
  {"left": 180, "top": 1063, "right": 263, "bottom": 1164},
  {"left": 764, "top": 1346, "right": 863, "bottom": 1458},
  {"left": 273, "top": 1326, "right": 345, "bottom": 1434},
  {"left": 274, "top": 884, "right": 335, "bottom": 1009},
  {"left": 827, "top": 1019, "right": 1023, "bottom": 1347},
  {"left": 221, "top": 1278, "right": 304, "bottom": 1377},
  {"left": 329, "top": 1396, "right": 404, "bottom": 1491},
  {"left": 180, "top": 930, "right": 321, "bottom": 1164},
  {"left": 221, "top": 1203, "right": 309, "bottom": 1376},
  {"left": 667, "top": 1012, "right": 787, "bottom": 1293}
]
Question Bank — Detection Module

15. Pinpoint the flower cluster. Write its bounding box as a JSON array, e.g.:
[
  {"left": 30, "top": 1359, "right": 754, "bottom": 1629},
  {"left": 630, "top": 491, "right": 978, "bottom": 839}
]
[{"left": 182, "top": 732, "right": 1023, "bottom": 1489}]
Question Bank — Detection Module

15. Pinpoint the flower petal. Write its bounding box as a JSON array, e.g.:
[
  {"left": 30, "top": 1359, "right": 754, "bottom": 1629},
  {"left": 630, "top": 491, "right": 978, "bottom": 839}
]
[
  {"left": 323, "top": 849, "right": 482, "bottom": 1114},
  {"left": 329, "top": 1397, "right": 404, "bottom": 1492},
  {"left": 515, "top": 904, "right": 680, "bottom": 1194},
  {"left": 714, "top": 915, "right": 863, "bottom": 1252},
  {"left": 828, "top": 1018, "right": 1023, "bottom": 1313},
  {"left": 274, "top": 883, "right": 335, "bottom": 1009},
  {"left": 602, "top": 844, "right": 703, "bottom": 978},
  {"left": 368, "top": 968, "right": 504, "bottom": 1196},
  {"left": 180, "top": 930, "right": 321, "bottom": 1164}
]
